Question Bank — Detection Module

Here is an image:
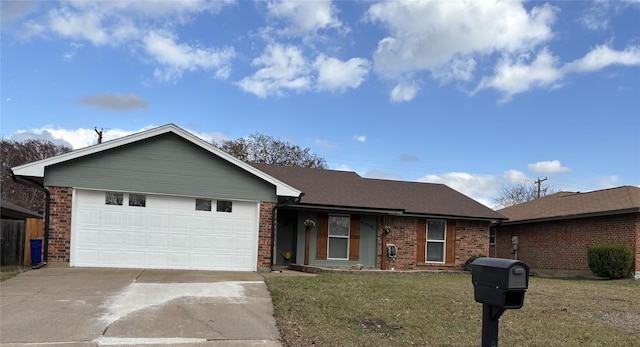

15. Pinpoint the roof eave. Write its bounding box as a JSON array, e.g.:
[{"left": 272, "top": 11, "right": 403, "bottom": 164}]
[
  {"left": 500, "top": 207, "right": 640, "bottom": 225},
  {"left": 288, "top": 203, "right": 405, "bottom": 215},
  {"left": 401, "top": 212, "right": 506, "bottom": 222}
]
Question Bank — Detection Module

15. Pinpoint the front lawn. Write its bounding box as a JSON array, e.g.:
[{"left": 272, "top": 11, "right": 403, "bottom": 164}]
[{"left": 266, "top": 273, "right": 640, "bottom": 346}]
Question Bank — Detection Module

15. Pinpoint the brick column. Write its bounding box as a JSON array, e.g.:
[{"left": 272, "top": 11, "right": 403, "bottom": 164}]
[
  {"left": 46, "top": 186, "right": 73, "bottom": 262},
  {"left": 258, "top": 202, "right": 276, "bottom": 272}
]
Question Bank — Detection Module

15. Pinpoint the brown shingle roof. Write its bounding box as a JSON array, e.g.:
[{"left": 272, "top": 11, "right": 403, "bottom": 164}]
[
  {"left": 498, "top": 186, "right": 640, "bottom": 223},
  {"left": 252, "top": 164, "right": 505, "bottom": 220}
]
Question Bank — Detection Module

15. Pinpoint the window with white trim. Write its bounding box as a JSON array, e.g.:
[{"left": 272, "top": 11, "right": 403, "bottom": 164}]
[
  {"left": 105, "top": 192, "right": 123, "bottom": 206},
  {"left": 129, "top": 194, "right": 146, "bottom": 207},
  {"left": 216, "top": 200, "right": 232, "bottom": 212},
  {"left": 490, "top": 227, "right": 496, "bottom": 245},
  {"left": 196, "top": 199, "right": 212, "bottom": 211},
  {"left": 328, "top": 215, "right": 350, "bottom": 259},
  {"left": 426, "top": 219, "right": 446, "bottom": 262}
]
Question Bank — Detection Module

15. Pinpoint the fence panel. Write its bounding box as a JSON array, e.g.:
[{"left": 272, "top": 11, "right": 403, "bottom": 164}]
[
  {"left": 1, "top": 220, "right": 26, "bottom": 266},
  {"left": 24, "top": 218, "right": 44, "bottom": 266}
]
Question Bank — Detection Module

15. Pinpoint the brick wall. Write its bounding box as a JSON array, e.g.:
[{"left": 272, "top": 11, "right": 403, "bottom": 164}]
[
  {"left": 378, "top": 216, "right": 490, "bottom": 270},
  {"left": 495, "top": 213, "right": 639, "bottom": 276},
  {"left": 47, "top": 186, "right": 73, "bottom": 262},
  {"left": 258, "top": 202, "right": 276, "bottom": 271}
]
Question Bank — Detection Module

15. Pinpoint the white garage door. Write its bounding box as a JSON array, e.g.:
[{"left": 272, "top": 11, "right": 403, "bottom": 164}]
[{"left": 71, "top": 189, "right": 259, "bottom": 271}]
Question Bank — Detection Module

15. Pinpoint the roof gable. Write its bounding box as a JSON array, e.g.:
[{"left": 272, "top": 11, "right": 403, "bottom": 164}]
[
  {"left": 498, "top": 186, "right": 640, "bottom": 223},
  {"left": 252, "top": 163, "right": 505, "bottom": 220},
  {"left": 11, "top": 124, "right": 301, "bottom": 197}
]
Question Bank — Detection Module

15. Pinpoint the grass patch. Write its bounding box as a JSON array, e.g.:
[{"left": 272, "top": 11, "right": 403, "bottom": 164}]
[
  {"left": 0, "top": 265, "right": 28, "bottom": 282},
  {"left": 266, "top": 273, "right": 640, "bottom": 346}
]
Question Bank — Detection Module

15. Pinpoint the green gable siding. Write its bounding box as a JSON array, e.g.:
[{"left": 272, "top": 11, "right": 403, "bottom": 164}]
[{"left": 45, "top": 133, "right": 277, "bottom": 202}]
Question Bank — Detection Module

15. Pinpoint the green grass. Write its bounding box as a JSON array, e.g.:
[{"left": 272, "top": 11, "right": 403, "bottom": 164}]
[
  {"left": 266, "top": 273, "right": 640, "bottom": 347},
  {"left": 0, "top": 265, "right": 28, "bottom": 282}
]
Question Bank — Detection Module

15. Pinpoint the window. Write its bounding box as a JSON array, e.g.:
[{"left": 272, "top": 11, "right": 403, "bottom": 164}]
[
  {"left": 105, "top": 192, "right": 123, "bottom": 206},
  {"left": 489, "top": 228, "right": 496, "bottom": 245},
  {"left": 129, "top": 194, "right": 146, "bottom": 207},
  {"left": 328, "top": 215, "right": 350, "bottom": 259},
  {"left": 196, "top": 199, "right": 212, "bottom": 211},
  {"left": 216, "top": 200, "right": 232, "bottom": 212},
  {"left": 426, "top": 220, "right": 446, "bottom": 262}
]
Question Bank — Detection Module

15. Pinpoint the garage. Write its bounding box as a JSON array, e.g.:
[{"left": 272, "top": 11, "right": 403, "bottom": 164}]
[{"left": 71, "top": 189, "right": 259, "bottom": 271}]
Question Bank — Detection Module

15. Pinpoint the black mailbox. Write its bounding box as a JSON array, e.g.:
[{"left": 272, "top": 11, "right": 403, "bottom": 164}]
[{"left": 471, "top": 257, "right": 529, "bottom": 309}]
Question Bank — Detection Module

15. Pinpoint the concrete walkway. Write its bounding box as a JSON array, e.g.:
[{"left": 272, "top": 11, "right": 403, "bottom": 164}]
[{"left": 0, "top": 266, "right": 282, "bottom": 346}]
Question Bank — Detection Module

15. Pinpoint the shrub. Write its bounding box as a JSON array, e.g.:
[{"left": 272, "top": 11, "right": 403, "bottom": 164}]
[
  {"left": 463, "top": 254, "right": 486, "bottom": 271},
  {"left": 587, "top": 245, "right": 634, "bottom": 279}
]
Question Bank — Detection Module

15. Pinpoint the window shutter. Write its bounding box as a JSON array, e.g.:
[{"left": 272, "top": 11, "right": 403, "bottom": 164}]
[
  {"left": 416, "top": 219, "right": 426, "bottom": 263},
  {"left": 316, "top": 213, "right": 328, "bottom": 260},
  {"left": 349, "top": 216, "right": 360, "bottom": 261},
  {"left": 445, "top": 221, "right": 456, "bottom": 264}
]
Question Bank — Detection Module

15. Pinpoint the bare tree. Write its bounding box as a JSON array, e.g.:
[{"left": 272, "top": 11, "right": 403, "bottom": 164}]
[
  {"left": 1, "top": 139, "right": 72, "bottom": 211},
  {"left": 214, "top": 133, "right": 327, "bottom": 169},
  {"left": 492, "top": 180, "right": 555, "bottom": 208}
]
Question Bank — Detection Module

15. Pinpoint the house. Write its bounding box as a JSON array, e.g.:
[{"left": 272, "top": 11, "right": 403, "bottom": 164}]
[
  {"left": 11, "top": 124, "right": 505, "bottom": 272},
  {"left": 492, "top": 186, "right": 640, "bottom": 280}
]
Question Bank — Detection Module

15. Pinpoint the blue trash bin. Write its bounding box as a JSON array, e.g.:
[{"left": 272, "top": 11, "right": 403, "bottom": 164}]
[{"left": 30, "top": 238, "right": 43, "bottom": 265}]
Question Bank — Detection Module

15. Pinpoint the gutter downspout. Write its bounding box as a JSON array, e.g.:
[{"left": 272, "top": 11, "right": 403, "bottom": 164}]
[
  {"left": 9, "top": 170, "right": 50, "bottom": 269},
  {"left": 270, "top": 193, "right": 304, "bottom": 272}
]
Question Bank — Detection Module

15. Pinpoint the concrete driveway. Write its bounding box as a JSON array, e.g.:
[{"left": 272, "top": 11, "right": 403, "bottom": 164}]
[{"left": 0, "top": 266, "right": 282, "bottom": 346}]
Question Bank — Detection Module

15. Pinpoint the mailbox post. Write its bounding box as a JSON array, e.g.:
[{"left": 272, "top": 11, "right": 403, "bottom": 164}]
[{"left": 471, "top": 258, "right": 529, "bottom": 347}]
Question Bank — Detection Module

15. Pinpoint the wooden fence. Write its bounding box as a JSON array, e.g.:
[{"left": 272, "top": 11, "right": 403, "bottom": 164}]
[
  {"left": 25, "top": 218, "right": 44, "bottom": 266},
  {"left": 0, "top": 218, "right": 44, "bottom": 266}
]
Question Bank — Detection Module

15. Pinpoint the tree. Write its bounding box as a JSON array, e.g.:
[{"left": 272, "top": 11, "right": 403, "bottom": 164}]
[
  {"left": 1, "top": 139, "right": 72, "bottom": 211},
  {"left": 492, "top": 180, "right": 555, "bottom": 208},
  {"left": 214, "top": 133, "right": 327, "bottom": 169}
]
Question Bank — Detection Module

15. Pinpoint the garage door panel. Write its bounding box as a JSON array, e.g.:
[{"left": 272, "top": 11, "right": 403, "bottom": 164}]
[
  {"left": 103, "top": 210, "right": 125, "bottom": 226},
  {"left": 100, "top": 250, "right": 123, "bottom": 265},
  {"left": 72, "top": 189, "right": 258, "bottom": 271}
]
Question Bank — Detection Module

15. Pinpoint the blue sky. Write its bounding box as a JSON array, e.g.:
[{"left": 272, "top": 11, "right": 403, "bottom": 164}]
[{"left": 1, "top": 0, "right": 639, "bottom": 208}]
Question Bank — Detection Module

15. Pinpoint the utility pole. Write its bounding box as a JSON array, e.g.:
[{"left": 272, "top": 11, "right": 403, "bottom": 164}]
[
  {"left": 95, "top": 127, "right": 103, "bottom": 144},
  {"left": 534, "top": 177, "right": 547, "bottom": 198}
]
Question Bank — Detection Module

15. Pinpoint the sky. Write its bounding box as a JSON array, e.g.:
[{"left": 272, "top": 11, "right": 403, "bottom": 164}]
[{"left": 1, "top": 0, "right": 639, "bottom": 209}]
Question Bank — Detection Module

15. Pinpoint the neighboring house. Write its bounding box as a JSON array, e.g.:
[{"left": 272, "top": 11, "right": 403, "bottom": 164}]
[
  {"left": 492, "top": 186, "right": 640, "bottom": 280},
  {"left": 11, "top": 124, "right": 505, "bottom": 272}
]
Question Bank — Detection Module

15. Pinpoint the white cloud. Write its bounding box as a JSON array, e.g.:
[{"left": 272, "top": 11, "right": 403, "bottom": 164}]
[
  {"left": 564, "top": 45, "right": 640, "bottom": 73},
  {"left": 367, "top": 0, "right": 557, "bottom": 100},
  {"left": 266, "top": 0, "right": 343, "bottom": 37},
  {"left": 48, "top": 7, "right": 109, "bottom": 45},
  {"left": 237, "top": 44, "right": 310, "bottom": 98},
  {"left": 503, "top": 169, "right": 529, "bottom": 183},
  {"left": 579, "top": 2, "right": 611, "bottom": 31},
  {"left": 14, "top": 1, "right": 235, "bottom": 82},
  {"left": 390, "top": 80, "right": 419, "bottom": 102},
  {"left": 313, "top": 55, "right": 370, "bottom": 92},
  {"left": 144, "top": 31, "right": 235, "bottom": 82},
  {"left": 418, "top": 172, "right": 500, "bottom": 207},
  {"left": 528, "top": 160, "right": 571, "bottom": 174},
  {"left": 474, "top": 48, "right": 563, "bottom": 102},
  {"left": 238, "top": 45, "right": 370, "bottom": 97},
  {"left": 353, "top": 135, "right": 366, "bottom": 143}
]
